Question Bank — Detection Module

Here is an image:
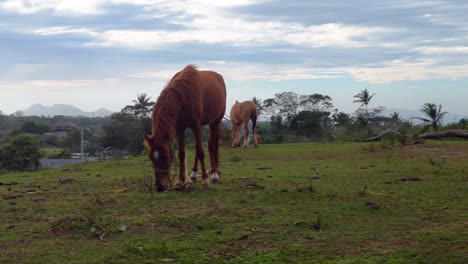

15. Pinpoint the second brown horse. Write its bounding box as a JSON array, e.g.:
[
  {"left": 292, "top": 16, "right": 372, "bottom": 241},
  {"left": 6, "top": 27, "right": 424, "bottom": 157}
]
[
  {"left": 144, "top": 65, "right": 226, "bottom": 192},
  {"left": 230, "top": 100, "right": 260, "bottom": 148}
]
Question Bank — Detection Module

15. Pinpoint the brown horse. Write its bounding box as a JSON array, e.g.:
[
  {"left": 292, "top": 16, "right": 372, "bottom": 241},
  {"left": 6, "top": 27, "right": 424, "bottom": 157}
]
[
  {"left": 144, "top": 65, "right": 227, "bottom": 192},
  {"left": 230, "top": 100, "right": 259, "bottom": 148}
]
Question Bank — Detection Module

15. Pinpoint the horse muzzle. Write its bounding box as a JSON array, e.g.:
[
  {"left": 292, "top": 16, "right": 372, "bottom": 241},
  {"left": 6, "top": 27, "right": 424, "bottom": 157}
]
[{"left": 154, "top": 169, "right": 171, "bottom": 192}]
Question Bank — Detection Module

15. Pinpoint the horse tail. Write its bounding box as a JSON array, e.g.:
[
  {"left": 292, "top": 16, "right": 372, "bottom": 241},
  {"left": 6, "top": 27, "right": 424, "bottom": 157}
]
[{"left": 251, "top": 108, "right": 260, "bottom": 146}]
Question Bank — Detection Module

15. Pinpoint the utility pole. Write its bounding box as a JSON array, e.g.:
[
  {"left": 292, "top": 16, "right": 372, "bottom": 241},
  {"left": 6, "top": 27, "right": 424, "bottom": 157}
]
[{"left": 81, "top": 127, "right": 84, "bottom": 159}]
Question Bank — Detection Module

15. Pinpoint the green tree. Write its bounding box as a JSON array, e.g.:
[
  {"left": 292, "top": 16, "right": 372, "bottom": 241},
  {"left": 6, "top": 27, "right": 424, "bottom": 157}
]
[
  {"left": 458, "top": 118, "right": 468, "bottom": 130},
  {"left": 123, "top": 93, "right": 154, "bottom": 119},
  {"left": 263, "top": 92, "right": 334, "bottom": 126},
  {"left": 353, "top": 89, "right": 375, "bottom": 113},
  {"left": 0, "top": 134, "right": 42, "bottom": 171},
  {"left": 415, "top": 103, "right": 447, "bottom": 131},
  {"left": 102, "top": 112, "right": 146, "bottom": 155},
  {"left": 251, "top": 96, "right": 264, "bottom": 114},
  {"left": 61, "top": 127, "right": 94, "bottom": 153},
  {"left": 332, "top": 111, "right": 351, "bottom": 126},
  {"left": 390, "top": 112, "right": 402, "bottom": 127},
  {"left": 289, "top": 111, "right": 330, "bottom": 138},
  {"left": 21, "top": 121, "right": 49, "bottom": 134}
]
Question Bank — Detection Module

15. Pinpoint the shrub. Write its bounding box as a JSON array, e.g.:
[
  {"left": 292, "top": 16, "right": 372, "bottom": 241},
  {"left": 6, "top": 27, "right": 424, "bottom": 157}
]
[{"left": 0, "top": 134, "right": 42, "bottom": 171}]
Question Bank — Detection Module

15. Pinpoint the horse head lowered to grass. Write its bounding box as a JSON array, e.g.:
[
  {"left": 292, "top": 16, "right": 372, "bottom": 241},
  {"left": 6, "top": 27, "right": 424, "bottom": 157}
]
[{"left": 144, "top": 65, "right": 227, "bottom": 192}]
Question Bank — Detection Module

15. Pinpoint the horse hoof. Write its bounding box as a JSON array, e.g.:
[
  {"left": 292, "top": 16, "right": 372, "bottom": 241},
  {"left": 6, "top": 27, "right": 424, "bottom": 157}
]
[
  {"left": 156, "top": 186, "right": 166, "bottom": 192},
  {"left": 211, "top": 178, "right": 220, "bottom": 184},
  {"left": 189, "top": 171, "right": 198, "bottom": 182},
  {"left": 210, "top": 173, "right": 220, "bottom": 184},
  {"left": 175, "top": 181, "right": 185, "bottom": 187}
]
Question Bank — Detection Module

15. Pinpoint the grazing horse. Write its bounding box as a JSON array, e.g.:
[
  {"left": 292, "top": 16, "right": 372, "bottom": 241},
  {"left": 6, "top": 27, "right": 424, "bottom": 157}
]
[
  {"left": 144, "top": 65, "right": 227, "bottom": 192},
  {"left": 230, "top": 100, "right": 259, "bottom": 148}
]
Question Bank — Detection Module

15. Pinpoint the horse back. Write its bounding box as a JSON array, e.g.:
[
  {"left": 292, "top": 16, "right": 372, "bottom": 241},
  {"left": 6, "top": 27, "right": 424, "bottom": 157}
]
[{"left": 198, "top": 71, "right": 227, "bottom": 125}]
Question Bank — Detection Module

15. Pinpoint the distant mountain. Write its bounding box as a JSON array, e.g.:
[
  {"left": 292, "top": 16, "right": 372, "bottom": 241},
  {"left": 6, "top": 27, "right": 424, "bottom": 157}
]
[
  {"left": 20, "top": 104, "right": 114, "bottom": 117},
  {"left": 381, "top": 108, "right": 467, "bottom": 124}
]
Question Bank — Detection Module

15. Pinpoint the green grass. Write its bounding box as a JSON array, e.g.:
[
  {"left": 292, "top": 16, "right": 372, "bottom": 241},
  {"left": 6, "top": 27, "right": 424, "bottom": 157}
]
[
  {"left": 41, "top": 147, "right": 66, "bottom": 158},
  {"left": 1, "top": 141, "right": 467, "bottom": 264}
]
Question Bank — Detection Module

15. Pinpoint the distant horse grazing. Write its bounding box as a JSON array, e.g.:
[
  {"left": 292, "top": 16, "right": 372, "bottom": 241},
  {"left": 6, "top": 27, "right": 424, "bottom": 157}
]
[
  {"left": 144, "top": 65, "right": 227, "bottom": 192},
  {"left": 230, "top": 100, "right": 259, "bottom": 148}
]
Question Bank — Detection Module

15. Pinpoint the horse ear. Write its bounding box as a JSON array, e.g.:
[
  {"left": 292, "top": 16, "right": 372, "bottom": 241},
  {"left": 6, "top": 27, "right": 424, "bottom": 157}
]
[{"left": 143, "top": 135, "right": 151, "bottom": 150}]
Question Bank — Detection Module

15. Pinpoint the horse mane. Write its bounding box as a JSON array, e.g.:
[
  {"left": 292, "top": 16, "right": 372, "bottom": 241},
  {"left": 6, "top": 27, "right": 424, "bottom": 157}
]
[{"left": 151, "top": 65, "right": 200, "bottom": 142}]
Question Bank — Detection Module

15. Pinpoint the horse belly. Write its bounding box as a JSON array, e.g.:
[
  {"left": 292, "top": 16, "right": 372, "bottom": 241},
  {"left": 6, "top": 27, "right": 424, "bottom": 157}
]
[{"left": 199, "top": 72, "right": 226, "bottom": 125}]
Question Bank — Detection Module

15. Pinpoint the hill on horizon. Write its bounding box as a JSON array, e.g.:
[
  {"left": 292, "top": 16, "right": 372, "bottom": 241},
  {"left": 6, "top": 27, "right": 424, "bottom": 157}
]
[{"left": 19, "top": 104, "right": 114, "bottom": 117}]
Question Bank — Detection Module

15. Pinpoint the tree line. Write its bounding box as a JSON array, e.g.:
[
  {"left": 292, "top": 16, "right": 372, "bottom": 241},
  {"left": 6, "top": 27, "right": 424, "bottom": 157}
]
[{"left": 0, "top": 90, "right": 466, "bottom": 172}]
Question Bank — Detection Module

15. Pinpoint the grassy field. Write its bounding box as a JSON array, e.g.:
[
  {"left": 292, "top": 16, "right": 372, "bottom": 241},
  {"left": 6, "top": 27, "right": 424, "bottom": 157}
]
[
  {"left": 41, "top": 147, "right": 66, "bottom": 158},
  {"left": 0, "top": 141, "right": 467, "bottom": 264}
]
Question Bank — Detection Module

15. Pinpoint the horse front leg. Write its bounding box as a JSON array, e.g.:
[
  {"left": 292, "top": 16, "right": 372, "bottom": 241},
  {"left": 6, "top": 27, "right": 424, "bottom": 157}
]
[
  {"left": 175, "top": 129, "right": 188, "bottom": 188},
  {"left": 189, "top": 152, "right": 199, "bottom": 182},
  {"left": 192, "top": 124, "right": 209, "bottom": 187}
]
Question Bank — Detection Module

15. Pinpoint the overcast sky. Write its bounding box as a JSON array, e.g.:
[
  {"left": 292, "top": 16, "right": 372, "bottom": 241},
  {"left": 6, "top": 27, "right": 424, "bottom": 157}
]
[{"left": 0, "top": 0, "right": 467, "bottom": 115}]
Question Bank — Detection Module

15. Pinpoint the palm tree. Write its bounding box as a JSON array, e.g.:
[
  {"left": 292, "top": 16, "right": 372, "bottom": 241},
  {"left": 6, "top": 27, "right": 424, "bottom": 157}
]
[
  {"left": 459, "top": 118, "right": 468, "bottom": 130},
  {"left": 415, "top": 103, "right": 447, "bottom": 131},
  {"left": 125, "top": 93, "right": 154, "bottom": 119},
  {"left": 390, "top": 112, "right": 402, "bottom": 126},
  {"left": 251, "top": 96, "right": 264, "bottom": 114},
  {"left": 353, "top": 89, "right": 375, "bottom": 113}
]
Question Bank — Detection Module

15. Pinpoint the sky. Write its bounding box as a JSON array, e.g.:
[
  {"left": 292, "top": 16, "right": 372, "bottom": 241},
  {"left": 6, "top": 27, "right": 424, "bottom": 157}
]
[{"left": 0, "top": 0, "right": 467, "bottom": 116}]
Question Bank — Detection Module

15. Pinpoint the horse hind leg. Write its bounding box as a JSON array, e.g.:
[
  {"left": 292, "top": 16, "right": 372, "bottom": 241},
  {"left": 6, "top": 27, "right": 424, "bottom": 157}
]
[
  {"left": 209, "top": 122, "right": 221, "bottom": 184},
  {"left": 235, "top": 126, "right": 242, "bottom": 147},
  {"left": 236, "top": 127, "right": 242, "bottom": 147},
  {"left": 192, "top": 124, "right": 209, "bottom": 187},
  {"left": 242, "top": 121, "right": 250, "bottom": 148},
  {"left": 231, "top": 125, "right": 238, "bottom": 148}
]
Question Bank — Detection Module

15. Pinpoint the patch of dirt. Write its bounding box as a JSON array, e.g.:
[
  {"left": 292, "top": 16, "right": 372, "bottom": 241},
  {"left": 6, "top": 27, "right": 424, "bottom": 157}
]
[
  {"left": 365, "top": 201, "right": 380, "bottom": 210},
  {"left": 244, "top": 183, "right": 265, "bottom": 190},
  {"left": 2, "top": 193, "right": 23, "bottom": 200},
  {"left": 0, "top": 182, "right": 18, "bottom": 186},
  {"left": 400, "top": 177, "right": 422, "bottom": 182},
  {"left": 389, "top": 143, "right": 468, "bottom": 160},
  {"left": 370, "top": 240, "right": 413, "bottom": 253},
  {"left": 58, "top": 178, "right": 76, "bottom": 184},
  {"left": 31, "top": 197, "right": 46, "bottom": 202}
]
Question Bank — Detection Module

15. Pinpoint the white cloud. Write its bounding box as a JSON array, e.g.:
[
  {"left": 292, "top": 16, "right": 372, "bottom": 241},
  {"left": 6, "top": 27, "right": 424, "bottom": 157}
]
[
  {"left": 415, "top": 46, "right": 468, "bottom": 55},
  {"left": 24, "top": 80, "right": 94, "bottom": 87},
  {"left": 34, "top": 22, "right": 397, "bottom": 49},
  {"left": 127, "top": 70, "right": 178, "bottom": 80},
  {"left": 16, "top": 0, "right": 398, "bottom": 49},
  {"left": 208, "top": 61, "right": 226, "bottom": 65},
  {"left": 128, "top": 63, "right": 344, "bottom": 82},
  {"left": 1, "top": 0, "right": 104, "bottom": 14},
  {"left": 0, "top": 0, "right": 259, "bottom": 15},
  {"left": 4, "top": 0, "right": 468, "bottom": 86},
  {"left": 33, "top": 26, "right": 98, "bottom": 36},
  {"left": 342, "top": 60, "right": 468, "bottom": 83}
]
